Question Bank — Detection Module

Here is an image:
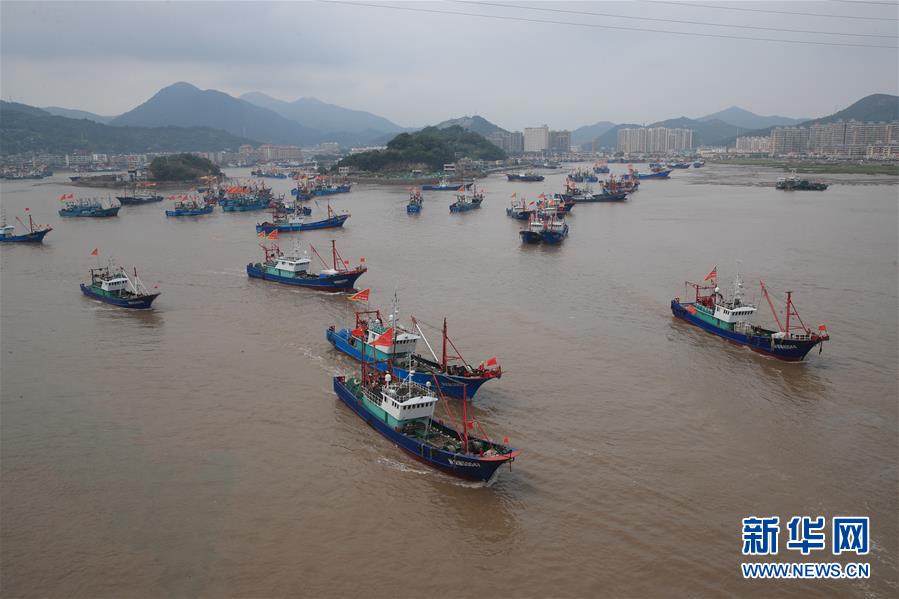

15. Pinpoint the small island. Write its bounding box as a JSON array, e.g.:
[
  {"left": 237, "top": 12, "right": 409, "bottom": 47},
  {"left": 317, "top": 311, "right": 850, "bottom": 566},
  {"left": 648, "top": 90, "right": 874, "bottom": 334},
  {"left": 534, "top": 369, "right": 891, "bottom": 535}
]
[
  {"left": 338, "top": 125, "right": 506, "bottom": 174},
  {"left": 149, "top": 153, "right": 222, "bottom": 181}
]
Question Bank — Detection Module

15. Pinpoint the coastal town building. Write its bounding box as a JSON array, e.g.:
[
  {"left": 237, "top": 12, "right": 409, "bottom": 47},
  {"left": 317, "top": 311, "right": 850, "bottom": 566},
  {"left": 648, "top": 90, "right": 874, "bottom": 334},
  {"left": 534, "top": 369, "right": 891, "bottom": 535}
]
[
  {"left": 735, "top": 136, "right": 771, "bottom": 154},
  {"left": 524, "top": 125, "right": 550, "bottom": 152},
  {"left": 617, "top": 127, "right": 694, "bottom": 153}
]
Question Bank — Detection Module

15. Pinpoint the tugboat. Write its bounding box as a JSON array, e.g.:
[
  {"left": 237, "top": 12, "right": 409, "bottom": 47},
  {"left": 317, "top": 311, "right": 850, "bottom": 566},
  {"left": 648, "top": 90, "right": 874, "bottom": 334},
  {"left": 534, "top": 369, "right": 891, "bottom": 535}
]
[
  {"left": 257, "top": 204, "right": 349, "bottom": 233},
  {"left": 333, "top": 366, "right": 519, "bottom": 483},
  {"left": 449, "top": 185, "right": 484, "bottom": 213},
  {"left": 58, "top": 196, "right": 120, "bottom": 217},
  {"left": 776, "top": 170, "right": 828, "bottom": 191},
  {"left": 507, "top": 171, "right": 545, "bottom": 182},
  {"left": 80, "top": 260, "right": 160, "bottom": 309},
  {"left": 0, "top": 209, "right": 52, "bottom": 243},
  {"left": 407, "top": 188, "right": 423, "bottom": 214},
  {"left": 247, "top": 239, "right": 366, "bottom": 291},
  {"left": 422, "top": 177, "right": 471, "bottom": 191},
  {"left": 670, "top": 267, "right": 830, "bottom": 361},
  {"left": 327, "top": 306, "right": 502, "bottom": 400}
]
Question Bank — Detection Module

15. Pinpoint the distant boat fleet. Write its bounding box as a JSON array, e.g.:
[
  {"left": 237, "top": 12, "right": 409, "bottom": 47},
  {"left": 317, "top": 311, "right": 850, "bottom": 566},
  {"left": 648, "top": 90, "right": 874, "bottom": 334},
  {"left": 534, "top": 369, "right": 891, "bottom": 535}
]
[{"left": 2, "top": 157, "right": 837, "bottom": 485}]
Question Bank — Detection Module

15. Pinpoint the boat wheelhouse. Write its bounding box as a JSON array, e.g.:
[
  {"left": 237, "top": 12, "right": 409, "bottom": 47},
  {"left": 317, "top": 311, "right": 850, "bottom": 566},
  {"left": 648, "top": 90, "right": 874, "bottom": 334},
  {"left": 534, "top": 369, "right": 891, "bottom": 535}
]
[{"left": 80, "top": 264, "right": 160, "bottom": 309}]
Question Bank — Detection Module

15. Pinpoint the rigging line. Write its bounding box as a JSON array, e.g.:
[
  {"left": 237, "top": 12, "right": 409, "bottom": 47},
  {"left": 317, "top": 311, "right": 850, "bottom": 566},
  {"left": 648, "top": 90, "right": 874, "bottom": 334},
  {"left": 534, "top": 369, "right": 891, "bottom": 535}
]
[
  {"left": 318, "top": 1, "right": 898, "bottom": 48},
  {"left": 453, "top": 1, "right": 898, "bottom": 38},
  {"left": 646, "top": 1, "right": 899, "bottom": 21}
]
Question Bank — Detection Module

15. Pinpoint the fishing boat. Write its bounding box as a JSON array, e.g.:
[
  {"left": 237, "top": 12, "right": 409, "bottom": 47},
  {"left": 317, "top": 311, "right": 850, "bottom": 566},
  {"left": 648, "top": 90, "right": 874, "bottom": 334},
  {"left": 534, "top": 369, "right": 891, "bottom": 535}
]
[
  {"left": 247, "top": 239, "right": 366, "bottom": 291},
  {"left": 407, "top": 188, "right": 423, "bottom": 214},
  {"left": 560, "top": 182, "right": 627, "bottom": 203},
  {"left": 508, "top": 194, "right": 572, "bottom": 219},
  {"left": 251, "top": 169, "right": 288, "bottom": 179},
  {"left": 667, "top": 162, "right": 692, "bottom": 169},
  {"left": 165, "top": 199, "right": 214, "bottom": 217},
  {"left": 0, "top": 210, "right": 52, "bottom": 243},
  {"left": 312, "top": 183, "right": 352, "bottom": 196},
  {"left": 327, "top": 307, "right": 502, "bottom": 400},
  {"left": 693, "top": 160, "right": 705, "bottom": 168},
  {"left": 421, "top": 178, "right": 470, "bottom": 191},
  {"left": 257, "top": 204, "right": 349, "bottom": 232},
  {"left": 58, "top": 197, "right": 120, "bottom": 217},
  {"left": 541, "top": 215, "right": 569, "bottom": 244},
  {"left": 636, "top": 168, "right": 672, "bottom": 179},
  {"left": 507, "top": 171, "right": 545, "bottom": 182},
  {"left": 776, "top": 170, "right": 828, "bottom": 191},
  {"left": 567, "top": 168, "right": 599, "bottom": 183},
  {"left": 519, "top": 212, "right": 546, "bottom": 244},
  {"left": 332, "top": 367, "right": 519, "bottom": 483},
  {"left": 221, "top": 195, "right": 271, "bottom": 212},
  {"left": 80, "top": 263, "right": 160, "bottom": 309},
  {"left": 116, "top": 183, "right": 163, "bottom": 205},
  {"left": 449, "top": 185, "right": 484, "bottom": 213},
  {"left": 670, "top": 268, "right": 829, "bottom": 361},
  {"left": 593, "top": 161, "right": 610, "bottom": 174}
]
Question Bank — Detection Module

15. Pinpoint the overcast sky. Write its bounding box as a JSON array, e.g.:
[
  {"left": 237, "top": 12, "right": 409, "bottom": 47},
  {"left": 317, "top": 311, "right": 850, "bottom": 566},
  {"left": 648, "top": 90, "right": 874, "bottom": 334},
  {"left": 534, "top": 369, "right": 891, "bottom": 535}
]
[{"left": 2, "top": 1, "right": 897, "bottom": 130}]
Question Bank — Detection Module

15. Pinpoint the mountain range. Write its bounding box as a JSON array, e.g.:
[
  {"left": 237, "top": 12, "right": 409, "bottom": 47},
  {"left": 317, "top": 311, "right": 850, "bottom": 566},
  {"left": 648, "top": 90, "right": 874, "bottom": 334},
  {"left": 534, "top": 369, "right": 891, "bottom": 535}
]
[
  {"left": 0, "top": 101, "right": 256, "bottom": 155},
  {"left": 435, "top": 115, "right": 508, "bottom": 137},
  {"left": 696, "top": 106, "right": 807, "bottom": 130}
]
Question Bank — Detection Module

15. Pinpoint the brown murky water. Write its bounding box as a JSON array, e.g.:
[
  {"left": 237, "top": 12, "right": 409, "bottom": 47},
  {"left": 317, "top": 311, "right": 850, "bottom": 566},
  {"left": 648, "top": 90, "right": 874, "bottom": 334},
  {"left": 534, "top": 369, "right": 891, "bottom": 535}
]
[{"left": 2, "top": 165, "right": 897, "bottom": 597}]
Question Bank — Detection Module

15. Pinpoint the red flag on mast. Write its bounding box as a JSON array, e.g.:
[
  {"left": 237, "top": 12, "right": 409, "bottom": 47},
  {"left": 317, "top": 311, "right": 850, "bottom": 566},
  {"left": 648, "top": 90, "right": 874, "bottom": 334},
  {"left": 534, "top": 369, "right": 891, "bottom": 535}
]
[
  {"left": 90, "top": 248, "right": 98, "bottom": 256},
  {"left": 704, "top": 266, "right": 717, "bottom": 281},
  {"left": 371, "top": 328, "right": 394, "bottom": 347}
]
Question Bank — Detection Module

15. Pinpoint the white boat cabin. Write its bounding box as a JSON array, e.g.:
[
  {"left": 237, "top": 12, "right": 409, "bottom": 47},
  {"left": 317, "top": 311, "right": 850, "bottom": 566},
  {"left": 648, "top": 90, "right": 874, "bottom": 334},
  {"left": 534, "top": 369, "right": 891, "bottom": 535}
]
[
  {"left": 273, "top": 253, "right": 310, "bottom": 274},
  {"left": 99, "top": 271, "right": 136, "bottom": 293},
  {"left": 373, "top": 375, "right": 438, "bottom": 423},
  {"left": 713, "top": 302, "right": 757, "bottom": 323},
  {"left": 365, "top": 321, "right": 419, "bottom": 356}
]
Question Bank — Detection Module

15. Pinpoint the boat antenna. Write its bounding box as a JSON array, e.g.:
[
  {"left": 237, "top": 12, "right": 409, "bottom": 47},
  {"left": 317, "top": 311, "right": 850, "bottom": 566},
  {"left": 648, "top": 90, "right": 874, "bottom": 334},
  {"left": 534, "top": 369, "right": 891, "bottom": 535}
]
[{"left": 759, "top": 280, "right": 785, "bottom": 332}]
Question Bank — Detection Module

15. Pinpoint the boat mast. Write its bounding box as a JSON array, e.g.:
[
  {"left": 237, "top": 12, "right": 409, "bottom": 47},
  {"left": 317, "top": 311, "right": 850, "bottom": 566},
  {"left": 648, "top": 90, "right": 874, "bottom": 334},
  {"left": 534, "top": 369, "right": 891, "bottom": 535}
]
[
  {"left": 332, "top": 239, "right": 337, "bottom": 270},
  {"left": 442, "top": 318, "right": 448, "bottom": 372},
  {"left": 759, "top": 280, "right": 785, "bottom": 332}
]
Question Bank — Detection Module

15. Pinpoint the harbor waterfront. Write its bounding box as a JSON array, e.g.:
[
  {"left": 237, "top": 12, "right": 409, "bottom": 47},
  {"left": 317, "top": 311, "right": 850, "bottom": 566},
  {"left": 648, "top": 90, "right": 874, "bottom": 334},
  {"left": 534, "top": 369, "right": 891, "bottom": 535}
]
[{"left": 1, "top": 164, "right": 897, "bottom": 596}]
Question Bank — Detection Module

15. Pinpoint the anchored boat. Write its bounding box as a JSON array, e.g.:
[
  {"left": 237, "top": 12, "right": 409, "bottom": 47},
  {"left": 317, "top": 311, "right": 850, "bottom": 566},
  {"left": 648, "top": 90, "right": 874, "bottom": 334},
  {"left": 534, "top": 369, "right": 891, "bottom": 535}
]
[
  {"left": 670, "top": 268, "right": 830, "bottom": 361},
  {"left": 165, "top": 196, "right": 214, "bottom": 216},
  {"left": 776, "top": 170, "right": 828, "bottom": 191},
  {"left": 80, "top": 263, "right": 160, "bottom": 309},
  {"left": 0, "top": 210, "right": 52, "bottom": 243},
  {"left": 247, "top": 239, "right": 366, "bottom": 291},
  {"left": 333, "top": 367, "right": 519, "bottom": 483},
  {"left": 256, "top": 204, "right": 349, "bottom": 232},
  {"left": 422, "top": 178, "right": 470, "bottom": 191},
  {"left": 59, "top": 196, "right": 120, "bottom": 217},
  {"left": 519, "top": 210, "right": 568, "bottom": 244},
  {"left": 327, "top": 307, "right": 502, "bottom": 400},
  {"left": 507, "top": 171, "right": 545, "bottom": 182}
]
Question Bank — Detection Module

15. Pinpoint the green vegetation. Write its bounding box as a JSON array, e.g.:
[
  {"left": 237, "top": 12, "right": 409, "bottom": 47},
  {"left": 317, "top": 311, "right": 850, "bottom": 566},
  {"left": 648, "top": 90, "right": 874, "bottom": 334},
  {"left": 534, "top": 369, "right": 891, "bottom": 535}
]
[
  {"left": 0, "top": 101, "right": 255, "bottom": 155},
  {"left": 338, "top": 125, "right": 506, "bottom": 172},
  {"left": 149, "top": 154, "right": 222, "bottom": 181},
  {"left": 712, "top": 158, "right": 899, "bottom": 176}
]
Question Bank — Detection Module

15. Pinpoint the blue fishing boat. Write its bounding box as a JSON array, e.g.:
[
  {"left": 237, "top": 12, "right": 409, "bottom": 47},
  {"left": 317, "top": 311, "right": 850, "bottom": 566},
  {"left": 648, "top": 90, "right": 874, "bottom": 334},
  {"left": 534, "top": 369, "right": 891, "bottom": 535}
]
[
  {"left": 222, "top": 196, "right": 270, "bottom": 212},
  {"left": 541, "top": 216, "right": 568, "bottom": 244},
  {"left": 421, "top": 178, "right": 470, "bottom": 191},
  {"left": 582, "top": 191, "right": 629, "bottom": 202},
  {"left": 165, "top": 200, "right": 214, "bottom": 217},
  {"left": 593, "top": 161, "right": 610, "bottom": 174},
  {"left": 693, "top": 161, "right": 705, "bottom": 168},
  {"left": 80, "top": 263, "right": 160, "bottom": 309},
  {"left": 407, "top": 188, "right": 423, "bottom": 214},
  {"left": 508, "top": 195, "right": 572, "bottom": 219},
  {"left": 290, "top": 188, "right": 313, "bottom": 200},
  {"left": 247, "top": 240, "right": 366, "bottom": 291},
  {"left": 251, "top": 169, "right": 288, "bottom": 179},
  {"left": 256, "top": 205, "right": 349, "bottom": 233},
  {"left": 327, "top": 309, "right": 502, "bottom": 400},
  {"left": 449, "top": 186, "right": 484, "bottom": 213},
  {"left": 59, "top": 198, "right": 120, "bottom": 217},
  {"left": 507, "top": 171, "right": 545, "bottom": 182},
  {"left": 116, "top": 184, "right": 164, "bottom": 205},
  {"left": 332, "top": 371, "right": 519, "bottom": 483},
  {"left": 667, "top": 162, "right": 691, "bottom": 169},
  {"left": 0, "top": 211, "right": 52, "bottom": 243},
  {"left": 671, "top": 269, "right": 829, "bottom": 362},
  {"left": 636, "top": 169, "right": 672, "bottom": 179},
  {"left": 567, "top": 168, "right": 598, "bottom": 183},
  {"left": 519, "top": 213, "right": 545, "bottom": 244}
]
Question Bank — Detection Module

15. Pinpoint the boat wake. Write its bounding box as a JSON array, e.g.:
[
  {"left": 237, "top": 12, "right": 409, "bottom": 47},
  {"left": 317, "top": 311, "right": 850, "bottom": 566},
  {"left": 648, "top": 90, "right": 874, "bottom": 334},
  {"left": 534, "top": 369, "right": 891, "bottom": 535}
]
[{"left": 376, "top": 456, "right": 431, "bottom": 476}]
